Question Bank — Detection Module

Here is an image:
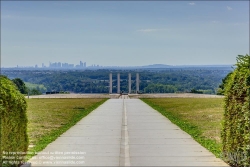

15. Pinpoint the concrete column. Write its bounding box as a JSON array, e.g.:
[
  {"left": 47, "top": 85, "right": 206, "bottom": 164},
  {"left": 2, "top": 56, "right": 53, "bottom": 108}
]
[
  {"left": 128, "top": 73, "right": 131, "bottom": 94},
  {"left": 117, "top": 73, "right": 120, "bottom": 94},
  {"left": 136, "top": 73, "right": 139, "bottom": 93},
  {"left": 109, "top": 73, "right": 112, "bottom": 94}
]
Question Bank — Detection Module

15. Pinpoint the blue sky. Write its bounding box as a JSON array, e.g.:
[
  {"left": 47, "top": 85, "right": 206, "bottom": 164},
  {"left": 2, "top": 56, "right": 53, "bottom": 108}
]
[{"left": 1, "top": 1, "right": 249, "bottom": 67}]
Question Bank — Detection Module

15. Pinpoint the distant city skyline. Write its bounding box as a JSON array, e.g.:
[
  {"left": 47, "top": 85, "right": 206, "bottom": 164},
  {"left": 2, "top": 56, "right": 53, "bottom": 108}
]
[
  {"left": 15, "top": 61, "right": 103, "bottom": 68},
  {"left": 1, "top": 1, "right": 249, "bottom": 67}
]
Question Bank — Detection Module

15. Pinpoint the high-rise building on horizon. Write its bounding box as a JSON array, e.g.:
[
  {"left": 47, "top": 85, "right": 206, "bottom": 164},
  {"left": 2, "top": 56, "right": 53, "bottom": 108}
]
[
  {"left": 76, "top": 61, "right": 87, "bottom": 68},
  {"left": 46, "top": 61, "right": 91, "bottom": 68},
  {"left": 49, "top": 62, "right": 61, "bottom": 68}
]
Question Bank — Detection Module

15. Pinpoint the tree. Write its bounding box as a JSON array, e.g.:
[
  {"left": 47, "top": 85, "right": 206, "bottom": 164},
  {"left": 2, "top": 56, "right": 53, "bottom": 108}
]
[
  {"left": 28, "top": 88, "right": 42, "bottom": 95},
  {"left": 12, "top": 78, "right": 28, "bottom": 94}
]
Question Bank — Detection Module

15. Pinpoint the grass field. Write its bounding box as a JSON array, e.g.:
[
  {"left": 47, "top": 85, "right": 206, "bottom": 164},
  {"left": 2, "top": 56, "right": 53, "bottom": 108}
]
[
  {"left": 141, "top": 98, "right": 224, "bottom": 157},
  {"left": 26, "top": 98, "right": 107, "bottom": 159}
]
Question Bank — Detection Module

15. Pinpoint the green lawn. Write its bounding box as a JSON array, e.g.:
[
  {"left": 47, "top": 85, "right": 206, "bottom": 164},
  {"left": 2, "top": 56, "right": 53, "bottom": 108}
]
[
  {"left": 26, "top": 98, "right": 107, "bottom": 159},
  {"left": 141, "top": 98, "right": 224, "bottom": 157}
]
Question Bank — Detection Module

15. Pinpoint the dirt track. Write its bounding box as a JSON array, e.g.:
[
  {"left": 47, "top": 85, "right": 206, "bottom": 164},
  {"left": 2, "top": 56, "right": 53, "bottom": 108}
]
[{"left": 25, "top": 93, "right": 224, "bottom": 99}]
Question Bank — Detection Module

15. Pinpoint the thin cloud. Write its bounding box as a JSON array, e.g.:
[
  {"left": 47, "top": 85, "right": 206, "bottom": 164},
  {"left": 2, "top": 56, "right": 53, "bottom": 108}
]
[
  {"left": 227, "top": 6, "right": 232, "bottom": 10},
  {"left": 232, "top": 22, "right": 249, "bottom": 26},
  {"left": 211, "top": 21, "right": 219, "bottom": 24},
  {"left": 189, "top": 2, "right": 195, "bottom": 5},
  {"left": 1, "top": 15, "right": 20, "bottom": 19},
  {"left": 1, "top": 14, "right": 75, "bottom": 21},
  {"left": 137, "top": 29, "right": 168, "bottom": 33},
  {"left": 1, "top": 14, "right": 41, "bottom": 20}
]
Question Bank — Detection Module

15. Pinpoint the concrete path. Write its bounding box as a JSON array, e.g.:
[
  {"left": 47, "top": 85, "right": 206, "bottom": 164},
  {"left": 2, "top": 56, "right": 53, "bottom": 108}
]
[{"left": 28, "top": 98, "right": 228, "bottom": 166}]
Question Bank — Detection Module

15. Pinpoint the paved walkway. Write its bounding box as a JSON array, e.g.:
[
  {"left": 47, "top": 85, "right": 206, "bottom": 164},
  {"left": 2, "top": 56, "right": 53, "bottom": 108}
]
[{"left": 28, "top": 97, "right": 228, "bottom": 166}]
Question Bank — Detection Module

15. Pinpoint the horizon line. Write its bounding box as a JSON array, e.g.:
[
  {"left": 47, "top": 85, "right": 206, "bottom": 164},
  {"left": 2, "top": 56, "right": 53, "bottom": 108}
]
[{"left": 1, "top": 64, "right": 234, "bottom": 69}]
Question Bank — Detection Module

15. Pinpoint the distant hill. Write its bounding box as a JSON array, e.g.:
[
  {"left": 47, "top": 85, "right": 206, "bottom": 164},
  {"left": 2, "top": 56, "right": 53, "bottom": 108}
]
[
  {"left": 141, "top": 64, "right": 172, "bottom": 68},
  {"left": 140, "top": 64, "right": 233, "bottom": 69}
]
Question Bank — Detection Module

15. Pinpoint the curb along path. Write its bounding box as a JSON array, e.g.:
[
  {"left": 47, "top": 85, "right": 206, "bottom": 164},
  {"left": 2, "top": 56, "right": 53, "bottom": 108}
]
[{"left": 28, "top": 98, "right": 228, "bottom": 166}]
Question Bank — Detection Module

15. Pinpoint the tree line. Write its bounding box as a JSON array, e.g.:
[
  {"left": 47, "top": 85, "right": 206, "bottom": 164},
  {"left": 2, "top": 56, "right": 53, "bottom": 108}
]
[
  {"left": 12, "top": 78, "right": 42, "bottom": 95},
  {"left": 2, "top": 68, "right": 232, "bottom": 94}
]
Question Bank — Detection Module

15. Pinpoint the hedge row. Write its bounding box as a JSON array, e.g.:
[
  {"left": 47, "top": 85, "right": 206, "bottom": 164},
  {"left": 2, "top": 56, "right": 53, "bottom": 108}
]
[
  {"left": 221, "top": 54, "right": 250, "bottom": 166},
  {"left": 0, "top": 75, "right": 29, "bottom": 167}
]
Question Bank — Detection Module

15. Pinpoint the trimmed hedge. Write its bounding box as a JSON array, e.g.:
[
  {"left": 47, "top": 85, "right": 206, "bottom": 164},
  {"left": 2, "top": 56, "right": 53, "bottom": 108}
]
[
  {"left": 0, "top": 75, "right": 29, "bottom": 167},
  {"left": 221, "top": 54, "right": 250, "bottom": 166}
]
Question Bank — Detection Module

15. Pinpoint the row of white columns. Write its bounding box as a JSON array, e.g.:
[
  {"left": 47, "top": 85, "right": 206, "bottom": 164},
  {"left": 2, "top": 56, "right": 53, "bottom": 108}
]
[{"left": 109, "top": 73, "right": 139, "bottom": 94}]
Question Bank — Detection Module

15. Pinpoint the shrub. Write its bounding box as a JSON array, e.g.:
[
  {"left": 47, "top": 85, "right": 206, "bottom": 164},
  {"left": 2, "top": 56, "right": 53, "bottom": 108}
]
[
  {"left": 0, "top": 75, "right": 29, "bottom": 167},
  {"left": 190, "top": 88, "right": 203, "bottom": 94},
  {"left": 221, "top": 54, "right": 250, "bottom": 166}
]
